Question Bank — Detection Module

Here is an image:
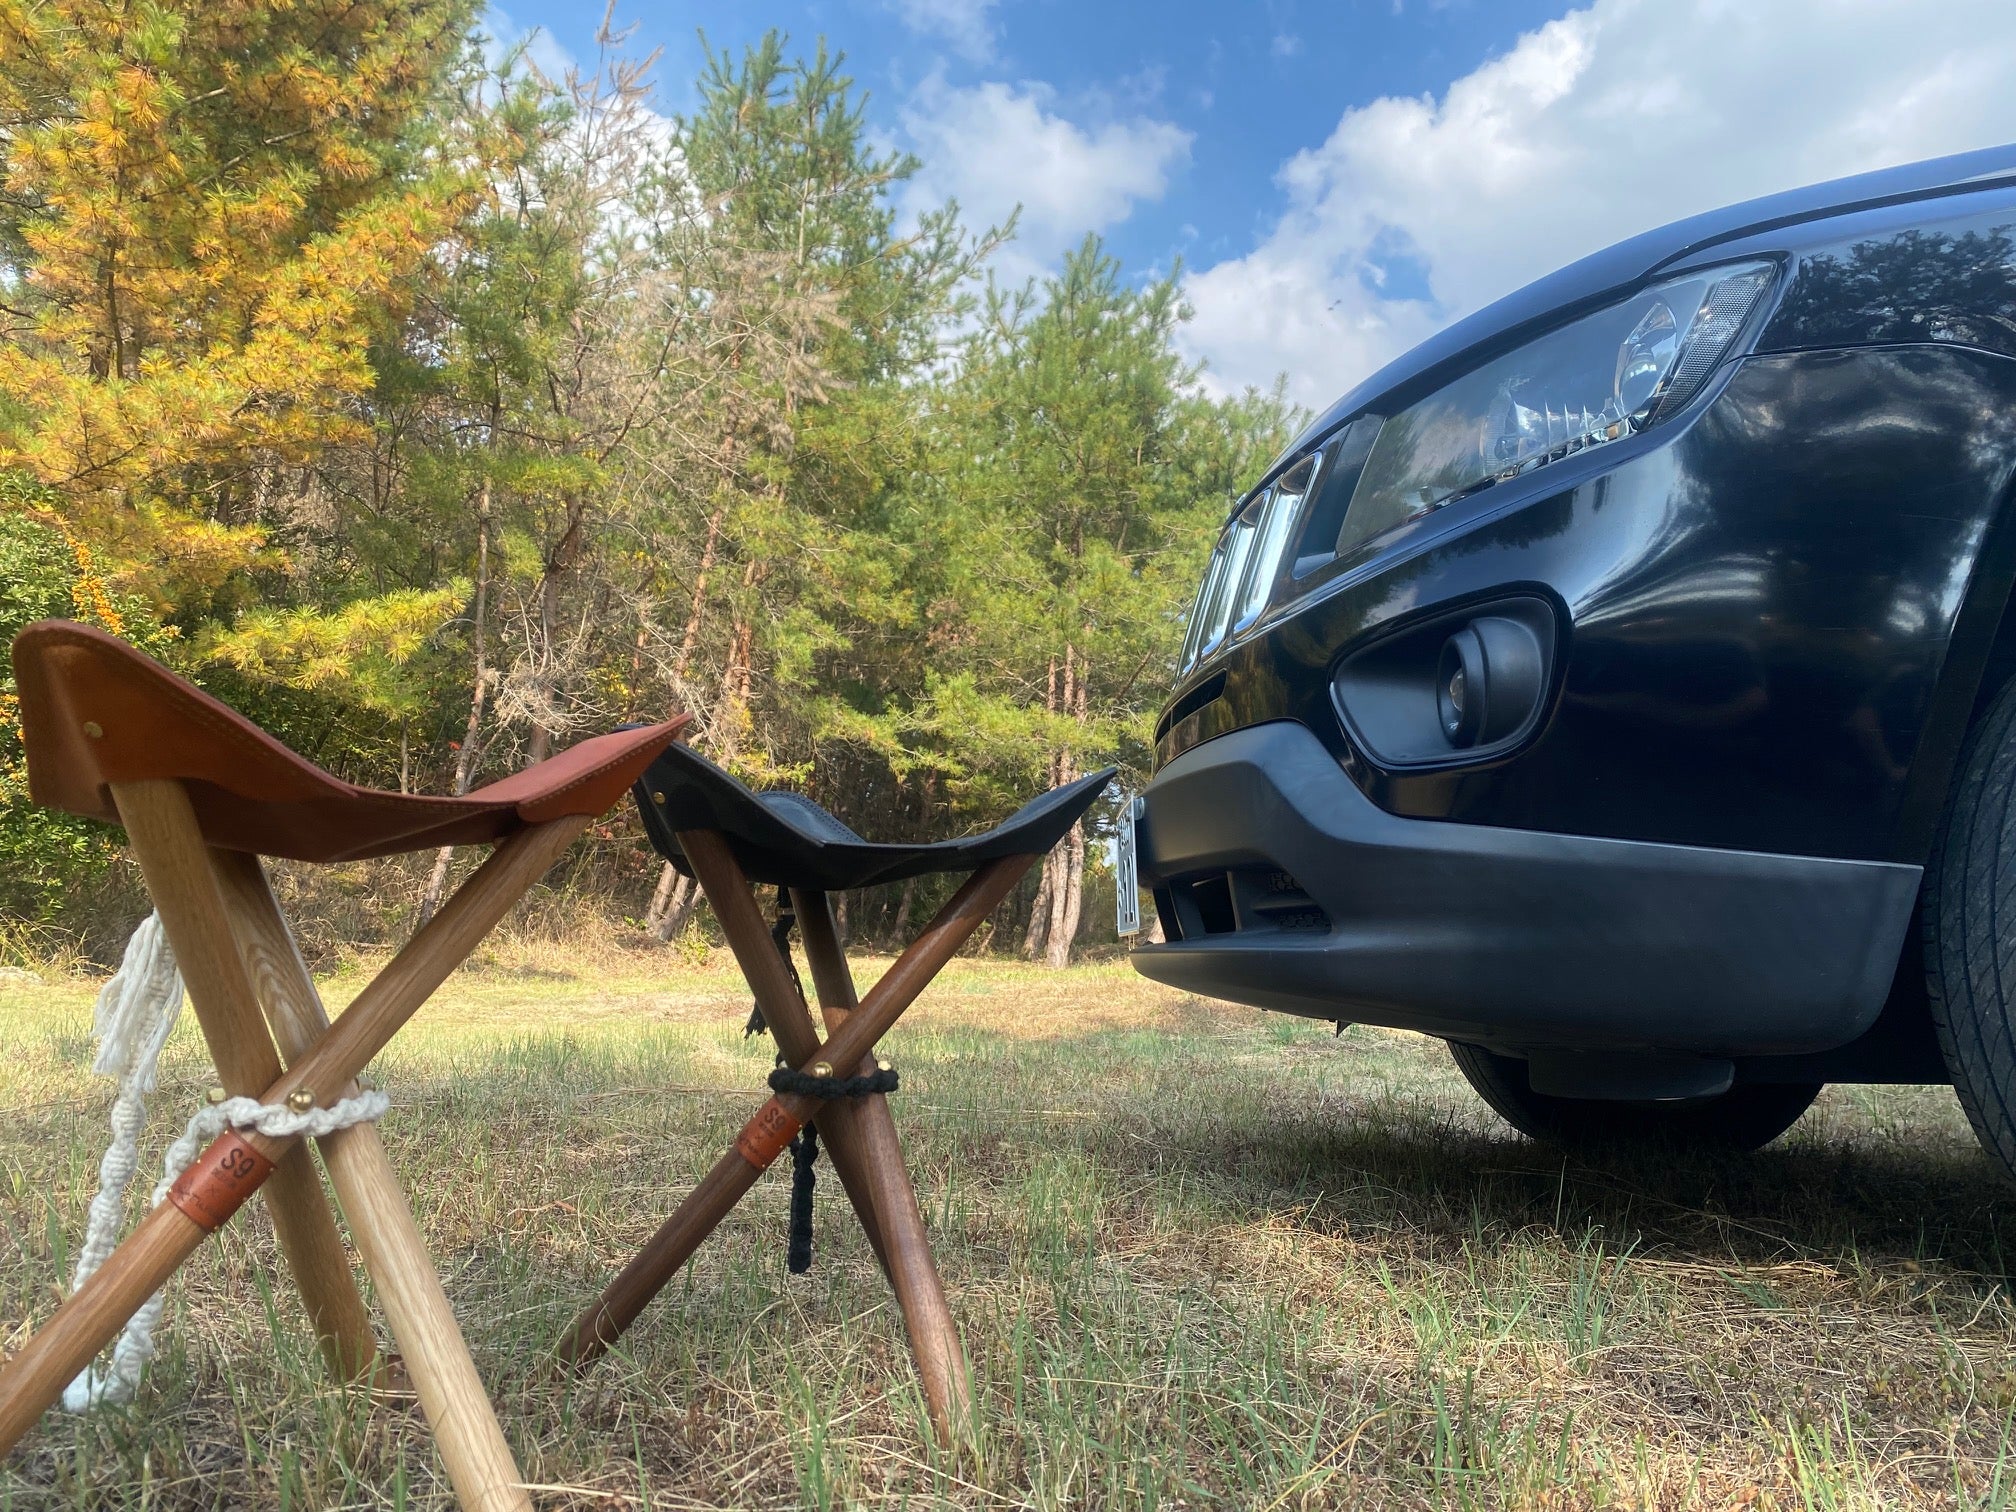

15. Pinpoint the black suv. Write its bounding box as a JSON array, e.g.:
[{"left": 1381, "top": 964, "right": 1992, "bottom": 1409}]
[{"left": 1130, "top": 144, "right": 2016, "bottom": 1176}]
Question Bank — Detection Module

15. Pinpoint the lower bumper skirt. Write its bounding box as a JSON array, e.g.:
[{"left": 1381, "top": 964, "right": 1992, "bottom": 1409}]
[{"left": 1129, "top": 722, "right": 1921, "bottom": 1057}]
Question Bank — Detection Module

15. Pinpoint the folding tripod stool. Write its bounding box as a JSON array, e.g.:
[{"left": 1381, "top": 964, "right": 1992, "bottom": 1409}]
[
  {"left": 0, "top": 621, "right": 684, "bottom": 1512},
  {"left": 553, "top": 740, "right": 1113, "bottom": 1444}
]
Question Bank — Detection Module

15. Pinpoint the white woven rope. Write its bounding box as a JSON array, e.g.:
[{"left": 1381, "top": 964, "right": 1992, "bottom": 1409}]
[
  {"left": 64, "top": 915, "right": 184, "bottom": 1306},
  {"left": 60, "top": 913, "right": 387, "bottom": 1412}
]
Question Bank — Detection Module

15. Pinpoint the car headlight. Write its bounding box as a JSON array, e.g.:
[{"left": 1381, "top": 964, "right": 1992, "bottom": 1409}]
[{"left": 1336, "top": 260, "right": 1776, "bottom": 559}]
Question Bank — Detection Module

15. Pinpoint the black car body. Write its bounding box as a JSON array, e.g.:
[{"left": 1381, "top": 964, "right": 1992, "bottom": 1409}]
[{"left": 1131, "top": 144, "right": 2016, "bottom": 1112}]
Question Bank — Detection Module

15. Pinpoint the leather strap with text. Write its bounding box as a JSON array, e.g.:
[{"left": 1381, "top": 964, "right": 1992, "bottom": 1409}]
[{"left": 167, "top": 1132, "right": 275, "bottom": 1231}]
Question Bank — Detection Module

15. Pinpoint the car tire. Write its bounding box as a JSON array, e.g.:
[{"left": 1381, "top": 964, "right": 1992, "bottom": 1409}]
[
  {"left": 1448, "top": 1041, "right": 1820, "bottom": 1150},
  {"left": 1922, "top": 676, "right": 2016, "bottom": 1185}
]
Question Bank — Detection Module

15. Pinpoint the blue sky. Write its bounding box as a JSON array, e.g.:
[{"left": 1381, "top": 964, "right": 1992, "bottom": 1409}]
[{"left": 500, "top": 0, "right": 2016, "bottom": 407}]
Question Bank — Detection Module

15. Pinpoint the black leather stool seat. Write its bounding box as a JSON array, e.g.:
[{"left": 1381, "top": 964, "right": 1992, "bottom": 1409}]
[{"left": 634, "top": 742, "right": 1116, "bottom": 891}]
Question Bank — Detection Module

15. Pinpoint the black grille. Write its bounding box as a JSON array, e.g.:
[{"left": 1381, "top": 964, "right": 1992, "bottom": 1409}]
[{"left": 1157, "top": 866, "right": 1329, "bottom": 940}]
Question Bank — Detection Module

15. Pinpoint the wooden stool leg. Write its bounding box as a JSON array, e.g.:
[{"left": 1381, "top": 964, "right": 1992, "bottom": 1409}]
[
  {"left": 555, "top": 852, "right": 1033, "bottom": 1371},
  {"left": 109, "top": 779, "right": 378, "bottom": 1381},
  {"left": 675, "top": 844, "right": 895, "bottom": 1278},
  {"left": 0, "top": 817, "right": 585, "bottom": 1474},
  {"left": 792, "top": 889, "right": 972, "bottom": 1443},
  {"left": 680, "top": 836, "right": 965, "bottom": 1440},
  {"left": 209, "top": 850, "right": 532, "bottom": 1512},
  {"left": 737, "top": 888, "right": 894, "bottom": 1279},
  {"left": 659, "top": 840, "right": 907, "bottom": 1275}
]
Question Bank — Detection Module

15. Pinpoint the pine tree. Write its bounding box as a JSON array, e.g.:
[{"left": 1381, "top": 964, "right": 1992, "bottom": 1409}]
[
  {"left": 660, "top": 32, "right": 999, "bottom": 768},
  {"left": 890, "top": 240, "right": 1299, "bottom": 964},
  {"left": 0, "top": 0, "right": 471, "bottom": 602}
]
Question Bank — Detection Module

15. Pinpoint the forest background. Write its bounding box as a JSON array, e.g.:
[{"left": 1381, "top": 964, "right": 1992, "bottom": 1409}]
[{"left": 0, "top": 0, "right": 1300, "bottom": 967}]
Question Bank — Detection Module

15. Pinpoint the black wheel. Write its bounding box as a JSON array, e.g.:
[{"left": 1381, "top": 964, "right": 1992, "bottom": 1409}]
[
  {"left": 1449, "top": 1041, "right": 1820, "bottom": 1151},
  {"left": 1923, "top": 675, "right": 2016, "bottom": 1185}
]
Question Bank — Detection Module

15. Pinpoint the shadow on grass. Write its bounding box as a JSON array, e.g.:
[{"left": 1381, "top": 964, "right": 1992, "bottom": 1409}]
[
  {"left": 897, "top": 1011, "right": 2013, "bottom": 1283},
  {"left": 1132, "top": 1090, "right": 2015, "bottom": 1279}
]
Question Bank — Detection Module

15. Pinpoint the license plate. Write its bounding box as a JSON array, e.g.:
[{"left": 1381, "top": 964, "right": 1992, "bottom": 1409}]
[{"left": 1115, "top": 794, "right": 1143, "bottom": 936}]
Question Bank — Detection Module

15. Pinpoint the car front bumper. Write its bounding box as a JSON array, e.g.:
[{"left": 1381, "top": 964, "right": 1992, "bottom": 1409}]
[{"left": 1130, "top": 720, "right": 1921, "bottom": 1057}]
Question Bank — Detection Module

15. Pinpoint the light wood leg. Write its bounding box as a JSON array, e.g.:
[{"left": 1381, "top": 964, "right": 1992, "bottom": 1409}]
[
  {"left": 209, "top": 849, "right": 533, "bottom": 1512},
  {"left": 0, "top": 817, "right": 585, "bottom": 1479},
  {"left": 0, "top": 1199, "right": 211, "bottom": 1454},
  {"left": 792, "top": 889, "right": 972, "bottom": 1445},
  {"left": 109, "top": 780, "right": 378, "bottom": 1381}
]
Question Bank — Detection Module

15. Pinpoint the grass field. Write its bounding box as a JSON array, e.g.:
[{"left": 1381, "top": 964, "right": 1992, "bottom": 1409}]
[{"left": 3, "top": 944, "right": 2014, "bottom": 1509}]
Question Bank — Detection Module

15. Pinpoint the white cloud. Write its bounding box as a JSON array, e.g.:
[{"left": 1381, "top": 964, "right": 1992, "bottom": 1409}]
[
  {"left": 901, "top": 76, "right": 1193, "bottom": 284},
  {"left": 1183, "top": 0, "right": 2016, "bottom": 406},
  {"left": 1271, "top": 32, "right": 1303, "bottom": 60},
  {"left": 886, "top": 0, "right": 999, "bottom": 63},
  {"left": 483, "top": 7, "right": 577, "bottom": 90}
]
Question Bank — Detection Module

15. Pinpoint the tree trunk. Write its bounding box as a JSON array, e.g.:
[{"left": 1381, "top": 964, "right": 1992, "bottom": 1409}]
[
  {"left": 1023, "top": 652, "right": 1060, "bottom": 960},
  {"left": 643, "top": 860, "right": 680, "bottom": 932},
  {"left": 417, "top": 480, "right": 492, "bottom": 929},
  {"left": 652, "top": 871, "right": 697, "bottom": 942},
  {"left": 1043, "top": 833, "right": 1070, "bottom": 954},
  {"left": 1043, "top": 646, "right": 1085, "bottom": 969},
  {"left": 526, "top": 555, "right": 558, "bottom": 765},
  {"left": 720, "top": 556, "right": 764, "bottom": 735},
  {"left": 527, "top": 494, "right": 587, "bottom": 764},
  {"left": 892, "top": 769, "right": 929, "bottom": 941},
  {"left": 621, "top": 616, "right": 649, "bottom": 722},
  {"left": 891, "top": 874, "right": 916, "bottom": 941},
  {"left": 1021, "top": 861, "right": 1052, "bottom": 960},
  {"left": 674, "top": 505, "right": 723, "bottom": 680},
  {"left": 1045, "top": 819, "right": 1086, "bottom": 969}
]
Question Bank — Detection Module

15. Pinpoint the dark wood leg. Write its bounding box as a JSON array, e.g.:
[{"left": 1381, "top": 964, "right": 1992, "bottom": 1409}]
[
  {"left": 553, "top": 851, "right": 1033, "bottom": 1372},
  {"left": 557, "top": 829, "right": 894, "bottom": 1346},
  {"left": 742, "top": 878, "right": 895, "bottom": 1279},
  {"left": 669, "top": 838, "right": 894, "bottom": 1275},
  {"left": 793, "top": 888, "right": 973, "bottom": 1444}
]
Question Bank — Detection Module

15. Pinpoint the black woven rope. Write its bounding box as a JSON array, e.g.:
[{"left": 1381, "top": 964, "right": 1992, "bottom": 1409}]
[
  {"left": 776, "top": 1063, "right": 899, "bottom": 1273},
  {"left": 786, "top": 1123, "right": 819, "bottom": 1273},
  {"left": 768, "top": 1064, "right": 901, "bottom": 1098}
]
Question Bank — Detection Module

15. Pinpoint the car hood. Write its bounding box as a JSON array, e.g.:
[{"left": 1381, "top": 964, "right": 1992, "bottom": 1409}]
[{"left": 1274, "top": 142, "right": 2016, "bottom": 470}]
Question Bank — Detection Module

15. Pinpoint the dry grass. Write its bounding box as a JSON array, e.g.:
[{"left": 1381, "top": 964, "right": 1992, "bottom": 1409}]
[{"left": 2, "top": 949, "right": 2013, "bottom": 1509}]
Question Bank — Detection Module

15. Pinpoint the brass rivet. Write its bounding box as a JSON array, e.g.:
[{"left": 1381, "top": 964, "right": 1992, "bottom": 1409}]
[
  {"left": 652, "top": 790, "right": 667, "bottom": 805},
  {"left": 81, "top": 721, "right": 103, "bottom": 739},
  {"left": 205, "top": 1085, "right": 228, "bottom": 1105},
  {"left": 286, "top": 1088, "right": 316, "bottom": 1113},
  {"left": 811, "top": 1062, "right": 833, "bottom": 1078},
  {"left": 876, "top": 1059, "right": 893, "bottom": 1073}
]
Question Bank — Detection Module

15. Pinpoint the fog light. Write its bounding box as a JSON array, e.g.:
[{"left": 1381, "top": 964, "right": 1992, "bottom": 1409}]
[
  {"left": 1438, "top": 629, "right": 1486, "bottom": 746},
  {"left": 1437, "top": 615, "right": 1547, "bottom": 751},
  {"left": 1329, "top": 594, "right": 1558, "bottom": 769}
]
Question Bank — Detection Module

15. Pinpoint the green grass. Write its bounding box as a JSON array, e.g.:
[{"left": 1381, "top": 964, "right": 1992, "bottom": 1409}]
[{"left": 2, "top": 949, "right": 2014, "bottom": 1509}]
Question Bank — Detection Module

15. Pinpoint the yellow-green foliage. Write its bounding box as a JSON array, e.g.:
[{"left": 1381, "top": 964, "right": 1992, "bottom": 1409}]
[
  {"left": 0, "top": 491, "right": 178, "bottom": 924},
  {"left": 0, "top": 0, "right": 468, "bottom": 599}
]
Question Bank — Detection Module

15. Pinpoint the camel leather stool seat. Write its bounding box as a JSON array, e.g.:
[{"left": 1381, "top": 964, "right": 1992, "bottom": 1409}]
[
  {"left": 554, "top": 738, "right": 1112, "bottom": 1446},
  {"left": 0, "top": 620, "right": 685, "bottom": 1512}
]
